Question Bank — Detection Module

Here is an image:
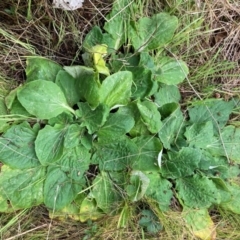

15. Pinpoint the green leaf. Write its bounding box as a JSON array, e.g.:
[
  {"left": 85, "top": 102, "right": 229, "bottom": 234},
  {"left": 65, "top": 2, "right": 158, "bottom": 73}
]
[
  {"left": 161, "top": 147, "right": 201, "bottom": 179},
  {"left": 83, "top": 26, "right": 103, "bottom": 51},
  {"left": 64, "top": 66, "right": 100, "bottom": 108},
  {"left": 91, "top": 172, "right": 122, "bottom": 213},
  {"left": 118, "top": 102, "right": 150, "bottom": 137},
  {"left": 48, "top": 112, "right": 73, "bottom": 126},
  {"left": 17, "top": 80, "right": 74, "bottom": 119},
  {"left": 198, "top": 150, "right": 228, "bottom": 174},
  {"left": 5, "top": 86, "right": 21, "bottom": 110},
  {"left": 176, "top": 174, "right": 221, "bottom": 208},
  {"left": 99, "top": 71, "right": 132, "bottom": 108},
  {"left": 126, "top": 170, "right": 150, "bottom": 202},
  {"left": 137, "top": 100, "right": 162, "bottom": 133},
  {"left": 211, "top": 177, "right": 231, "bottom": 203},
  {"left": 0, "top": 98, "right": 9, "bottom": 133},
  {"left": 0, "top": 165, "right": 44, "bottom": 212},
  {"left": 159, "top": 102, "right": 179, "bottom": 119},
  {"left": 139, "top": 52, "right": 155, "bottom": 70},
  {"left": 131, "top": 136, "right": 162, "bottom": 171},
  {"left": 158, "top": 107, "right": 185, "bottom": 149},
  {"left": 154, "top": 84, "right": 181, "bottom": 107},
  {"left": 131, "top": 67, "right": 157, "bottom": 99},
  {"left": 145, "top": 172, "right": 173, "bottom": 211},
  {"left": 0, "top": 122, "right": 40, "bottom": 169},
  {"left": 138, "top": 209, "right": 163, "bottom": 234},
  {"left": 220, "top": 183, "right": 240, "bottom": 214},
  {"left": 44, "top": 167, "right": 84, "bottom": 210},
  {"left": 80, "top": 133, "right": 93, "bottom": 150},
  {"left": 8, "top": 98, "right": 31, "bottom": 116},
  {"left": 103, "top": 0, "right": 130, "bottom": 51},
  {"left": 182, "top": 208, "right": 216, "bottom": 240},
  {"left": 64, "top": 124, "right": 83, "bottom": 148},
  {"left": 97, "top": 111, "right": 135, "bottom": 142},
  {"left": 185, "top": 121, "right": 218, "bottom": 149},
  {"left": 58, "top": 145, "right": 91, "bottom": 181},
  {"left": 128, "top": 13, "right": 178, "bottom": 51},
  {"left": 77, "top": 102, "right": 109, "bottom": 134},
  {"left": 210, "top": 125, "right": 240, "bottom": 163},
  {"left": 35, "top": 124, "right": 67, "bottom": 165},
  {"left": 188, "top": 99, "right": 234, "bottom": 131},
  {"left": 154, "top": 57, "right": 189, "bottom": 84},
  {"left": 110, "top": 52, "right": 140, "bottom": 72},
  {"left": 92, "top": 138, "right": 138, "bottom": 171},
  {"left": 26, "top": 57, "right": 62, "bottom": 82},
  {"left": 55, "top": 70, "right": 81, "bottom": 107}
]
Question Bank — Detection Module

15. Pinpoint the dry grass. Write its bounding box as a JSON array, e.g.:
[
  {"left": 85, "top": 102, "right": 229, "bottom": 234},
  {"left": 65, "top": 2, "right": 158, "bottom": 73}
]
[{"left": 0, "top": 0, "right": 240, "bottom": 239}]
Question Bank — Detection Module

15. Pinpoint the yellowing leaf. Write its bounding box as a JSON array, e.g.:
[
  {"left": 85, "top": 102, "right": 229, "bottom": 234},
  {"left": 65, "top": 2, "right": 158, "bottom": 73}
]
[
  {"left": 79, "top": 197, "right": 103, "bottom": 222},
  {"left": 92, "top": 44, "right": 110, "bottom": 76},
  {"left": 183, "top": 208, "right": 216, "bottom": 240}
]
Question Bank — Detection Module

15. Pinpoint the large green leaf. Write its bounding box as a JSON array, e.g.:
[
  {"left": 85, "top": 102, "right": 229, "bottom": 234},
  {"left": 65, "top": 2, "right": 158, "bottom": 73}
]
[
  {"left": 64, "top": 66, "right": 100, "bottom": 108},
  {"left": 184, "top": 121, "right": 218, "bottom": 149},
  {"left": 188, "top": 99, "right": 234, "bottom": 131},
  {"left": 158, "top": 107, "right": 185, "bottom": 149},
  {"left": 161, "top": 147, "right": 201, "bottom": 179},
  {"left": 97, "top": 111, "right": 135, "bottom": 142},
  {"left": 0, "top": 122, "right": 40, "bottom": 169},
  {"left": 131, "top": 67, "right": 157, "bottom": 99},
  {"left": 137, "top": 100, "right": 162, "bottom": 133},
  {"left": 17, "top": 80, "right": 74, "bottom": 119},
  {"left": 9, "top": 98, "right": 31, "bottom": 116},
  {"left": 103, "top": 0, "right": 130, "bottom": 51},
  {"left": 64, "top": 124, "right": 83, "bottom": 149},
  {"left": 118, "top": 102, "right": 150, "bottom": 137},
  {"left": 92, "top": 138, "right": 138, "bottom": 171},
  {"left": 25, "top": 57, "right": 62, "bottom": 82},
  {"left": 126, "top": 171, "right": 150, "bottom": 202},
  {"left": 58, "top": 146, "right": 91, "bottom": 181},
  {"left": 35, "top": 124, "right": 67, "bottom": 165},
  {"left": 159, "top": 102, "right": 179, "bottom": 120},
  {"left": 154, "top": 57, "right": 189, "bottom": 85},
  {"left": 198, "top": 149, "right": 228, "bottom": 173},
  {"left": 5, "top": 86, "right": 21, "bottom": 110},
  {"left": 91, "top": 172, "right": 122, "bottom": 213},
  {"left": 210, "top": 125, "right": 240, "bottom": 163},
  {"left": 154, "top": 84, "right": 181, "bottom": 107},
  {"left": 55, "top": 70, "right": 81, "bottom": 107},
  {"left": 145, "top": 172, "right": 173, "bottom": 211},
  {"left": 99, "top": 71, "right": 132, "bottom": 108},
  {"left": 44, "top": 167, "right": 84, "bottom": 210},
  {"left": 131, "top": 136, "right": 162, "bottom": 171},
  {"left": 77, "top": 102, "right": 109, "bottom": 134},
  {"left": 5, "top": 86, "right": 30, "bottom": 117},
  {"left": 220, "top": 183, "right": 240, "bottom": 214},
  {"left": 0, "top": 165, "right": 45, "bottom": 212},
  {"left": 176, "top": 174, "right": 221, "bottom": 208},
  {"left": 48, "top": 112, "right": 73, "bottom": 126},
  {"left": 128, "top": 13, "right": 178, "bottom": 51},
  {"left": 83, "top": 25, "right": 103, "bottom": 51}
]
